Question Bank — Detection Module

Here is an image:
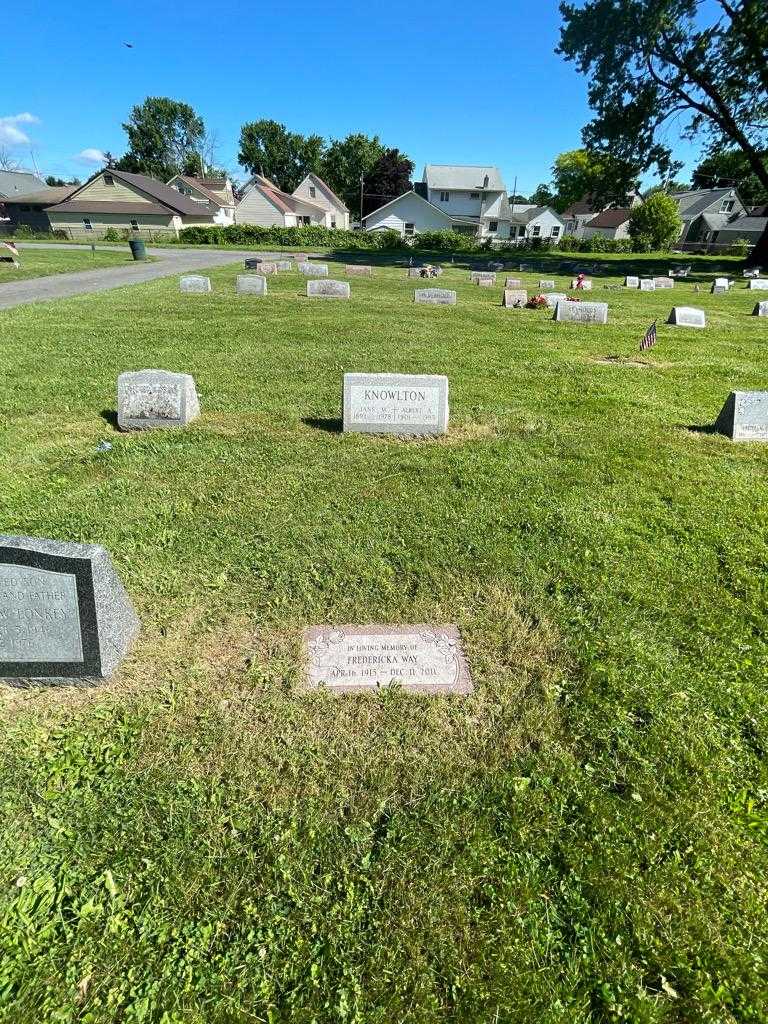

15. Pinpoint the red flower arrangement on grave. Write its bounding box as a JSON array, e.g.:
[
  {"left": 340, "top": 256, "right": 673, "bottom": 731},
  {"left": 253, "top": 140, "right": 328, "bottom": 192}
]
[
  {"left": 566, "top": 295, "right": 583, "bottom": 302},
  {"left": 526, "top": 294, "right": 549, "bottom": 309}
]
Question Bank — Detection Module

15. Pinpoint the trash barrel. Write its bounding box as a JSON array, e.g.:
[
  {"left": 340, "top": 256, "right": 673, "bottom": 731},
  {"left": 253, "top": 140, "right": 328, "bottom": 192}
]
[{"left": 129, "top": 239, "right": 147, "bottom": 261}]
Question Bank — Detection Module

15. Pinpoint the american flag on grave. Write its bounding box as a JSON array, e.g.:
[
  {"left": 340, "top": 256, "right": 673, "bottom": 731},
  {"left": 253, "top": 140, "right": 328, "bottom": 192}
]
[{"left": 640, "top": 320, "right": 657, "bottom": 351}]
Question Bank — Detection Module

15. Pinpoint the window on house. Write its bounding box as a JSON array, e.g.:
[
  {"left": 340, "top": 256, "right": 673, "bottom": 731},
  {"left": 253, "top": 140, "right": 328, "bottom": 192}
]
[
  {"left": 83, "top": 218, "right": 93, "bottom": 231},
  {"left": 518, "top": 225, "right": 526, "bottom": 237},
  {"left": 103, "top": 174, "right": 114, "bottom": 186},
  {"left": 331, "top": 217, "right": 336, "bottom": 228},
  {"left": 488, "top": 220, "right": 498, "bottom": 232},
  {"left": 532, "top": 225, "right": 541, "bottom": 236},
  {"left": 439, "top": 191, "right": 449, "bottom": 202},
  {"left": 130, "top": 220, "right": 139, "bottom": 231},
  {"left": 711, "top": 231, "right": 720, "bottom": 242},
  {"left": 470, "top": 192, "right": 480, "bottom": 199},
  {"left": 309, "top": 185, "right": 316, "bottom": 198},
  {"left": 404, "top": 222, "right": 415, "bottom": 235},
  {"left": 551, "top": 226, "right": 561, "bottom": 237},
  {"left": 720, "top": 199, "right": 735, "bottom": 212}
]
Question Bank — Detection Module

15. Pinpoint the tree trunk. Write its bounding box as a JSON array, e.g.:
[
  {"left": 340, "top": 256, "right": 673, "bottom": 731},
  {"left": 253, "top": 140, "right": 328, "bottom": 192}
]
[{"left": 747, "top": 221, "right": 768, "bottom": 268}]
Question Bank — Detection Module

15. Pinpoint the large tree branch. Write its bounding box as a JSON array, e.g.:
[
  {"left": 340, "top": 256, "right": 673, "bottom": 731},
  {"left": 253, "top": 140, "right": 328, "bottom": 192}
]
[{"left": 715, "top": 0, "right": 768, "bottom": 94}]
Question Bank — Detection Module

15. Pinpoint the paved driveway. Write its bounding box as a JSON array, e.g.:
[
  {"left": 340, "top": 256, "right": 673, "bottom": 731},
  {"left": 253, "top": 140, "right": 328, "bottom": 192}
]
[{"left": 0, "top": 243, "right": 258, "bottom": 311}]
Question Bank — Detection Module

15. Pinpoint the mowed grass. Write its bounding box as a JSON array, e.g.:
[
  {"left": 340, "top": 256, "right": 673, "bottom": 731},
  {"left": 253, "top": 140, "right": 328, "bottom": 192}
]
[
  {"left": 0, "top": 247, "right": 139, "bottom": 282},
  {"left": 1, "top": 256, "right": 767, "bottom": 1023}
]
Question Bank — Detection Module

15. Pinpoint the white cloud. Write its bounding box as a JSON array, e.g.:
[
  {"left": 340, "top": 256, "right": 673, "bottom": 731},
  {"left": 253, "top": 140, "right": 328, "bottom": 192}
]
[
  {"left": 0, "top": 112, "right": 40, "bottom": 146},
  {"left": 75, "top": 148, "right": 107, "bottom": 165}
]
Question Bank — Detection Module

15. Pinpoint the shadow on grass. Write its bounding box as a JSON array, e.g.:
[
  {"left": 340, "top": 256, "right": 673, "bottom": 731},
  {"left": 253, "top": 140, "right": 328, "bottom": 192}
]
[
  {"left": 682, "top": 423, "right": 722, "bottom": 436},
  {"left": 302, "top": 416, "right": 343, "bottom": 434},
  {"left": 100, "top": 409, "right": 119, "bottom": 430}
]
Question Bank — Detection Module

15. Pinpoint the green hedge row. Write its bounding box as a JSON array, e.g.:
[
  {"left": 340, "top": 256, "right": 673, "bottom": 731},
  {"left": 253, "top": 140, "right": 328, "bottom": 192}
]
[{"left": 177, "top": 224, "right": 404, "bottom": 249}]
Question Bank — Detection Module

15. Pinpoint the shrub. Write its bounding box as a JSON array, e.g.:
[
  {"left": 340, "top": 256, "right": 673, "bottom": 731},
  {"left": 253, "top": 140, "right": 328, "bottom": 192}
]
[
  {"left": 103, "top": 227, "right": 122, "bottom": 242},
  {"left": 412, "top": 230, "right": 478, "bottom": 252},
  {"left": 629, "top": 193, "right": 683, "bottom": 251},
  {"left": 557, "top": 234, "right": 579, "bottom": 251},
  {"left": 177, "top": 224, "right": 407, "bottom": 250},
  {"left": 728, "top": 237, "right": 752, "bottom": 257},
  {"left": 11, "top": 225, "right": 33, "bottom": 238}
]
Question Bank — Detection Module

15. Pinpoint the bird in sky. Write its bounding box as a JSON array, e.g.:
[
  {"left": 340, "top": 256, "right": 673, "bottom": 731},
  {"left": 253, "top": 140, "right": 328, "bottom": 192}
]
[{"left": 124, "top": 42, "right": 134, "bottom": 48}]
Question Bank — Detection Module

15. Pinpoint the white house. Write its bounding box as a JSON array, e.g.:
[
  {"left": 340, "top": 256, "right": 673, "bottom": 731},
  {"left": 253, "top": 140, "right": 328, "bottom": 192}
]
[
  {"left": 362, "top": 190, "right": 465, "bottom": 236},
  {"left": 506, "top": 204, "right": 565, "bottom": 242},
  {"left": 293, "top": 172, "right": 350, "bottom": 229},
  {"left": 582, "top": 208, "right": 633, "bottom": 240},
  {"left": 167, "top": 174, "right": 236, "bottom": 225}
]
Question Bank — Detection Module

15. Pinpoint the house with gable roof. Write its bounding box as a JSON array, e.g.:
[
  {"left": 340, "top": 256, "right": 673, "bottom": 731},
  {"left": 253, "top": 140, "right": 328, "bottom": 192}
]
[
  {"left": 235, "top": 172, "right": 349, "bottom": 229},
  {"left": 292, "top": 172, "right": 350, "bottom": 229},
  {"left": 167, "top": 174, "right": 236, "bottom": 225}
]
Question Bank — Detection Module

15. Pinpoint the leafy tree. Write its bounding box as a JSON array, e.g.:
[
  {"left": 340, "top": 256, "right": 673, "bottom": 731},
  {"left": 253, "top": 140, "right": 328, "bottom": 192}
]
[
  {"left": 321, "top": 134, "right": 385, "bottom": 216},
  {"left": 551, "top": 149, "right": 639, "bottom": 211},
  {"left": 530, "top": 183, "right": 556, "bottom": 206},
  {"left": 238, "top": 120, "right": 324, "bottom": 192},
  {"left": 628, "top": 192, "right": 683, "bottom": 250},
  {"left": 116, "top": 97, "right": 205, "bottom": 180},
  {"left": 691, "top": 148, "right": 768, "bottom": 207},
  {"left": 361, "top": 147, "right": 413, "bottom": 216},
  {"left": 45, "top": 175, "right": 80, "bottom": 187},
  {"left": 558, "top": 0, "right": 768, "bottom": 263}
]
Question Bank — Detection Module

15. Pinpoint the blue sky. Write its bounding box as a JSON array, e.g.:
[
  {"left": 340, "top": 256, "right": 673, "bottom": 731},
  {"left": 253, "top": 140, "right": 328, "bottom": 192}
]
[{"left": 1, "top": 0, "right": 700, "bottom": 192}]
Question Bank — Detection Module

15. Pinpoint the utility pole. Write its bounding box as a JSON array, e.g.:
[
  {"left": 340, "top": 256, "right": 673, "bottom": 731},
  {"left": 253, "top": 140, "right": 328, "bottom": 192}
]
[
  {"left": 511, "top": 175, "right": 517, "bottom": 244},
  {"left": 360, "top": 172, "right": 365, "bottom": 228}
]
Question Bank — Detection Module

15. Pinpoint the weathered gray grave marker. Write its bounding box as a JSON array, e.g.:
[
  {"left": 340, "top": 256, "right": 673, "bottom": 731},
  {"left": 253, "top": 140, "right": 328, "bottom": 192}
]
[
  {"left": 304, "top": 624, "right": 472, "bottom": 694},
  {"left": 298, "top": 262, "right": 329, "bottom": 276},
  {"left": 747, "top": 279, "right": 768, "bottom": 290},
  {"left": 715, "top": 391, "right": 768, "bottom": 441},
  {"left": 639, "top": 279, "right": 656, "bottom": 291},
  {"left": 505, "top": 277, "right": 523, "bottom": 288},
  {"left": 667, "top": 306, "right": 706, "bottom": 328},
  {"left": 236, "top": 274, "right": 267, "bottom": 296},
  {"left": 471, "top": 271, "right": 496, "bottom": 285},
  {"left": 654, "top": 277, "right": 674, "bottom": 289},
  {"left": 503, "top": 289, "right": 528, "bottom": 308},
  {"left": 538, "top": 279, "right": 556, "bottom": 289},
  {"left": 0, "top": 535, "right": 139, "bottom": 684},
  {"left": 345, "top": 265, "right": 373, "bottom": 276},
  {"left": 307, "top": 279, "right": 350, "bottom": 300},
  {"left": 554, "top": 300, "right": 608, "bottom": 324},
  {"left": 570, "top": 278, "right": 593, "bottom": 290},
  {"left": 542, "top": 292, "right": 567, "bottom": 308},
  {"left": 117, "top": 369, "right": 200, "bottom": 431},
  {"left": 625, "top": 276, "right": 640, "bottom": 288},
  {"left": 414, "top": 288, "right": 456, "bottom": 305},
  {"left": 342, "top": 372, "right": 448, "bottom": 436},
  {"left": 180, "top": 275, "right": 211, "bottom": 294},
  {"left": 753, "top": 300, "right": 768, "bottom": 317}
]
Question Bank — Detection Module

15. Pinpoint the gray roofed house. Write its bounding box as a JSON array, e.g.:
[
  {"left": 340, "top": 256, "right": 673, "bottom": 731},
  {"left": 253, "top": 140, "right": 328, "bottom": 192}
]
[
  {"left": 1, "top": 185, "right": 78, "bottom": 233},
  {"left": 423, "top": 164, "right": 506, "bottom": 192},
  {"left": 0, "top": 170, "right": 48, "bottom": 200},
  {"left": 671, "top": 187, "right": 747, "bottom": 244}
]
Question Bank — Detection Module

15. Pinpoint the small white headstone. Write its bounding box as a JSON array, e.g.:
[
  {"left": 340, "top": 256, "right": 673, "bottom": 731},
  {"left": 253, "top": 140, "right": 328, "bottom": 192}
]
[
  {"left": 298, "top": 262, "right": 328, "bottom": 276},
  {"left": 275, "top": 260, "right": 293, "bottom": 271},
  {"left": 471, "top": 271, "right": 496, "bottom": 285},
  {"left": 639, "top": 279, "right": 656, "bottom": 291},
  {"left": 342, "top": 372, "right": 449, "bottom": 436},
  {"left": 715, "top": 391, "right": 768, "bottom": 441},
  {"left": 180, "top": 275, "right": 211, "bottom": 294},
  {"left": 502, "top": 289, "right": 528, "bottom": 308},
  {"left": 748, "top": 279, "right": 768, "bottom": 290},
  {"left": 414, "top": 288, "right": 456, "bottom": 305},
  {"left": 505, "top": 277, "right": 522, "bottom": 288},
  {"left": 570, "top": 279, "right": 593, "bottom": 290},
  {"left": 304, "top": 624, "right": 472, "bottom": 694},
  {"left": 667, "top": 306, "right": 706, "bottom": 328},
  {"left": 117, "top": 369, "right": 200, "bottom": 431},
  {"left": 236, "top": 274, "right": 267, "bottom": 296},
  {"left": 345, "top": 265, "right": 373, "bottom": 276},
  {"left": 542, "top": 292, "right": 567, "bottom": 309},
  {"left": 307, "top": 279, "right": 350, "bottom": 299},
  {"left": 753, "top": 300, "right": 768, "bottom": 317},
  {"left": 554, "top": 300, "right": 608, "bottom": 324},
  {"left": 538, "top": 279, "right": 556, "bottom": 289},
  {"left": 654, "top": 277, "right": 674, "bottom": 289},
  {"left": 625, "top": 276, "right": 640, "bottom": 288}
]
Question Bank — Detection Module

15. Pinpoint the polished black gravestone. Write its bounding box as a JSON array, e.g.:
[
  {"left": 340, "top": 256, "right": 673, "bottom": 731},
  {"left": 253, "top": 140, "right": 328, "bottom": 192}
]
[{"left": 0, "top": 536, "right": 139, "bottom": 684}]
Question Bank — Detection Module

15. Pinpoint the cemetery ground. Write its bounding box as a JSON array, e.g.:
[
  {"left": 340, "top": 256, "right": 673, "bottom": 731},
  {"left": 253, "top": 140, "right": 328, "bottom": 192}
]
[
  {"left": 1, "top": 256, "right": 767, "bottom": 1022},
  {"left": 0, "top": 247, "right": 137, "bottom": 283}
]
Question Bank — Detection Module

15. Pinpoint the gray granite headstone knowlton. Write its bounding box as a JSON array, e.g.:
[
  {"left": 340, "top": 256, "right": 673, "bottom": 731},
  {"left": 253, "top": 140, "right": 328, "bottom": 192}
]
[
  {"left": 554, "top": 300, "right": 608, "bottom": 324},
  {"left": 503, "top": 289, "right": 528, "bottom": 308},
  {"left": 117, "top": 369, "right": 200, "bottom": 431},
  {"left": 414, "top": 288, "right": 456, "bottom": 305},
  {"left": 236, "top": 274, "right": 267, "bottom": 296},
  {"left": 753, "top": 300, "right": 768, "bottom": 317},
  {"left": 0, "top": 535, "right": 139, "bottom": 685},
  {"left": 667, "top": 306, "right": 706, "bottom": 328},
  {"left": 298, "top": 262, "right": 329, "bottom": 276},
  {"left": 342, "top": 372, "right": 449, "bottom": 436},
  {"left": 748, "top": 279, "right": 768, "bottom": 290},
  {"left": 715, "top": 391, "right": 768, "bottom": 441},
  {"left": 180, "top": 275, "right": 211, "bottom": 294},
  {"left": 304, "top": 623, "right": 472, "bottom": 694},
  {"left": 345, "top": 265, "right": 373, "bottom": 276},
  {"left": 307, "top": 279, "right": 350, "bottom": 299},
  {"left": 625, "top": 276, "right": 640, "bottom": 288}
]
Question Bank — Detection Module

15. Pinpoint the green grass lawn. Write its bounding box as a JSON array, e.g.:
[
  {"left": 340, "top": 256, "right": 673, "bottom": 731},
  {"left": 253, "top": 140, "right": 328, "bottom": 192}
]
[
  {"left": 1, "top": 256, "right": 767, "bottom": 1023},
  {"left": 0, "top": 247, "right": 142, "bottom": 282}
]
